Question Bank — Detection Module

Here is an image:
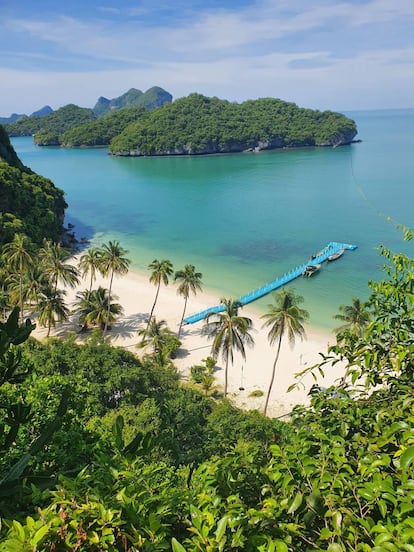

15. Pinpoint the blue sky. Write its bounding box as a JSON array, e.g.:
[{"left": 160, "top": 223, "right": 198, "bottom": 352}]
[{"left": 1, "top": 0, "right": 413, "bottom": 115}]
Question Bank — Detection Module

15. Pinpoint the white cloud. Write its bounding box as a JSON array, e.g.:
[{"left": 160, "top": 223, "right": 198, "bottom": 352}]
[{"left": 1, "top": 0, "right": 413, "bottom": 113}]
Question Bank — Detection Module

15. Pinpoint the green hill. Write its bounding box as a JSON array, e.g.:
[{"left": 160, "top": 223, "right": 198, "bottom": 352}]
[
  {"left": 93, "top": 86, "right": 172, "bottom": 117},
  {"left": 0, "top": 125, "right": 66, "bottom": 245},
  {"left": 5, "top": 104, "right": 95, "bottom": 139},
  {"left": 110, "top": 93, "right": 358, "bottom": 156},
  {"left": 61, "top": 106, "right": 147, "bottom": 147}
]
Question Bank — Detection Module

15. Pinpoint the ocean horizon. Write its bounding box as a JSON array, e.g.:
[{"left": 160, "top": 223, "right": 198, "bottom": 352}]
[{"left": 12, "top": 108, "right": 413, "bottom": 331}]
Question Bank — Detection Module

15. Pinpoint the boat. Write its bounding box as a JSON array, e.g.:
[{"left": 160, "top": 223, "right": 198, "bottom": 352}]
[
  {"left": 327, "top": 248, "right": 345, "bottom": 262},
  {"left": 302, "top": 264, "right": 321, "bottom": 277}
]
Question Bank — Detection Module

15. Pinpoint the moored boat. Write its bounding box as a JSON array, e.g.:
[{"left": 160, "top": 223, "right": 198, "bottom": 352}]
[
  {"left": 327, "top": 248, "right": 345, "bottom": 261},
  {"left": 302, "top": 264, "right": 321, "bottom": 277}
]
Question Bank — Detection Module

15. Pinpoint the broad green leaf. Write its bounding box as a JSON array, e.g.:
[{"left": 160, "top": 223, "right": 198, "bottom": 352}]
[
  {"left": 287, "top": 492, "right": 303, "bottom": 514},
  {"left": 400, "top": 446, "right": 414, "bottom": 471},
  {"left": 172, "top": 538, "right": 187, "bottom": 552},
  {"left": 30, "top": 524, "right": 50, "bottom": 546},
  {"left": 215, "top": 515, "right": 228, "bottom": 542}
]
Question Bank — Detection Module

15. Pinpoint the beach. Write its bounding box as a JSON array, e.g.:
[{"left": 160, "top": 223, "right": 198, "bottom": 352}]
[{"left": 32, "top": 256, "right": 346, "bottom": 418}]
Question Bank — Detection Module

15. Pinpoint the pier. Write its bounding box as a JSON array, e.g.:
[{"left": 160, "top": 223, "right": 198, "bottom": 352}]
[{"left": 183, "top": 241, "right": 357, "bottom": 325}]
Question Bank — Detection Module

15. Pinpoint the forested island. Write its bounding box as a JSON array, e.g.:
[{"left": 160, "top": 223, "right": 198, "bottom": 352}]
[
  {"left": 0, "top": 121, "right": 413, "bottom": 549},
  {"left": 3, "top": 86, "right": 172, "bottom": 145},
  {"left": 110, "top": 93, "right": 357, "bottom": 156},
  {"left": 4, "top": 91, "right": 357, "bottom": 153}
]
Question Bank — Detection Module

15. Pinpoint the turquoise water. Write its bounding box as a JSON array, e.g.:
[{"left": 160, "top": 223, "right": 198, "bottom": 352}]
[{"left": 11, "top": 109, "right": 414, "bottom": 330}]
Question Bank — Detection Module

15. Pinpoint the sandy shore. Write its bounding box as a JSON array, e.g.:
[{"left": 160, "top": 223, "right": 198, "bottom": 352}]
[{"left": 33, "top": 258, "right": 345, "bottom": 418}]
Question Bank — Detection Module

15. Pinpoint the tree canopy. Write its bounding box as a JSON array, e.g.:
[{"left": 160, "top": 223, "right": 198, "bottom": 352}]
[
  {"left": 0, "top": 127, "right": 66, "bottom": 246},
  {"left": 110, "top": 93, "right": 358, "bottom": 156}
]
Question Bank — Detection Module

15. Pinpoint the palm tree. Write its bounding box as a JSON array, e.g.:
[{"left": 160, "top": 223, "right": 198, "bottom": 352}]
[
  {"left": 202, "top": 298, "right": 254, "bottom": 398},
  {"left": 37, "top": 285, "right": 69, "bottom": 337},
  {"left": 38, "top": 240, "right": 79, "bottom": 293},
  {"left": 78, "top": 247, "right": 101, "bottom": 294},
  {"left": 146, "top": 259, "right": 173, "bottom": 332},
  {"left": 334, "top": 297, "right": 371, "bottom": 336},
  {"left": 98, "top": 241, "right": 130, "bottom": 335},
  {"left": 2, "top": 234, "right": 34, "bottom": 323},
  {"left": 137, "top": 317, "right": 178, "bottom": 366},
  {"left": 74, "top": 287, "right": 123, "bottom": 334},
  {"left": 261, "top": 289, "right": 309, "bottom": 416},
  {"left": 174, "top": 264, "right": 203, "bottom": 338}
]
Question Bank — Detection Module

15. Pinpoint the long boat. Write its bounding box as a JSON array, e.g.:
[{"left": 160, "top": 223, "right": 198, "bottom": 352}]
[{"left": 327, "top": 248, "right": 345, "bottom": 261}]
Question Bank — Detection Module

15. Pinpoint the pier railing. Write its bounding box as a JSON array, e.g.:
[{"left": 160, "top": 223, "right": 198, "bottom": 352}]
[{"left": 183, "top": 242, "right": 357, "bottom": 325}]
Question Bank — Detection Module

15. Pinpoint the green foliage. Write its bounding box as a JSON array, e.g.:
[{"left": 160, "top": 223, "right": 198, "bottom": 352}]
[
  {"left": 93, "top": 86, "right": 172, "bottom": 117},
  {"left": 61, "top": 106, "right": 147, "bottom": 146},
  {"left": 0, "top": 155, "right": 66, "bottom": 246},
  {"left": 0, "top": 232, "right": 412, "bottom": 550},
  {"left": 5, "top": 104, "right": 95, "bottom": 138},
  {"left": 110, "top": 93, "right": 357, "bottom": 155}
]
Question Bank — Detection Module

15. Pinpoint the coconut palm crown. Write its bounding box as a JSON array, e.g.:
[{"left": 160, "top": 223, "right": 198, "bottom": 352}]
[
  {"left": 174, "top": 264, "right": 203, "bottom": 338},
  {"left": 202, "top": 298, "right": 254, "bottom": 398},
  {"left": 261, "top": 289, "right": 309, "bottom": 415}
]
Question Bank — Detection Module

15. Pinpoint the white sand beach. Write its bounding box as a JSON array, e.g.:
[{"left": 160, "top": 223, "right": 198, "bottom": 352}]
[{"left": 33, "top": 258, "right": 345, "bottom": 418}]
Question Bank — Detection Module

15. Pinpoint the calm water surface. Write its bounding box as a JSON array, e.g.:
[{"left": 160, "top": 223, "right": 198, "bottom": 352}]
[{"left": 12, "top": 109, "right": 414, "bottom": 330}]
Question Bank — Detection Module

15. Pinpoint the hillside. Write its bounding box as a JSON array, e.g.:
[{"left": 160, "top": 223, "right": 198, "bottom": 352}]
[
  {"left": 3, "top": 86, "right": 172, "bottom": 142},
  {"left": 110, "top": 93, "right": 358, "bottom": 156},
  {"left": 93, "top": 86, "right": 172, "bottom": 117},
  {"left": 60, "top": 106, "right": 147, "bottom": 147},
  {"left": 4, "top": 104, "right": 95, "bottom": 139},
  {"left": 0, "top": 124, "right": 66, "bottom": 245}
]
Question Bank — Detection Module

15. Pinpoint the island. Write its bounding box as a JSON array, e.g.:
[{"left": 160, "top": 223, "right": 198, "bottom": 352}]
[{"left": 109, "top": 93, "right": 357, "bottom": 156}]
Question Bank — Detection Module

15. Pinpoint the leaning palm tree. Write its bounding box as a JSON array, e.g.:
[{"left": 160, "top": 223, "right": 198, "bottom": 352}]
[
  {"left": 98, "top": 241, "right": 130, "bottom": 335},
  {"left": 2, "top": 233, "right": 34, "bottom": 323},
  {"left": 174, "top": 264, "right": 203, "bottom": 338},
  {"left": 74, "top": 287, "right": 123, "bottom": 334},
  {"left": 334, "top": 297, "right": 371, "bottom": 337},
  {"left": 78, "top": 247, "right": 101, "bottom": 294},
  {"left": 146, "top": 259, "right": 173, "bottom": 332},
  {"left": 37, "top": 285, "right": 69, "bottom": 337},
  {"left": 38, "top": 240, "right": 79, "bottom": 293},
  {"left": 202, "top": 298, "right": 254, "bottom": 398},
  {"left": 261, "top": 289, "right": 309, "bottom": 416}
]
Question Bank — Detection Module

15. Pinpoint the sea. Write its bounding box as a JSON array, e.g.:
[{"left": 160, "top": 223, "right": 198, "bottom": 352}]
[{"left": 11, "top": 108, "right": 414, "bottom": 331}]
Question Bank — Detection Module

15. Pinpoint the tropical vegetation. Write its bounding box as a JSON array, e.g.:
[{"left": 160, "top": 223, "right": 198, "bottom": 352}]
[
  {"left": 110, "top": 93, "right": 358, "bottom": 156},
  {"left": 3, "top": 87, "right": 172, "bottom": 145},
  {"left": 0, "top": 229, "right": 411, "bottom": 551},
  {"left": 202, "top": 298, "right": 255, "bottom": 398},
  {"left": 0, "top": 126, "right": 66, "bottom": 246},
  {"left": 1, "top": 118, "right": 413, "bottom": 551}
]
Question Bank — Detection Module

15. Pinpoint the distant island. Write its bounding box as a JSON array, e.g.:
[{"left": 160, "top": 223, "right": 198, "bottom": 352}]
[
  {"left": 3, "top": 87, "right": 173, "bottom": 144},
  {"left": 3, "top": 89, "right": 357, "bottom": 154},
  {"left": 110, "top": 93, "right": 357, "bottom": 156}
]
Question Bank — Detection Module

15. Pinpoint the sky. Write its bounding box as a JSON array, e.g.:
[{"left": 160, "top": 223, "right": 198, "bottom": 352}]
[{"left": 1, "top": 0, "right": 413, "bottom": 116}]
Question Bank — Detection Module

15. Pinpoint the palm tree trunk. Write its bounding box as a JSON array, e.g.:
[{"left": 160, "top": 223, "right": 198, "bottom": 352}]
[
  {"left": 178, "top": 296, "right": 188, "bottom": 339},
  {"left": 264, "top": 333, "right": 283, "bottom": 416},
  {"left": 224, "top": 356, "right": 229, "bottom": 398},
  {"left": 144, "top": 283, "right": 160, "bottom": 339},
  {"left": 19, "top": 262, "right": 24, "bottom": 324},
  {"left": 103, "top": 271, "right": 114, "bottom": 336}
]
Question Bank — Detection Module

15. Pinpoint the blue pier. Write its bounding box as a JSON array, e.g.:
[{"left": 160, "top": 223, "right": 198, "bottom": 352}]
[{"left": 183, "top": 241, "right": 357, "bottom": 325}]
